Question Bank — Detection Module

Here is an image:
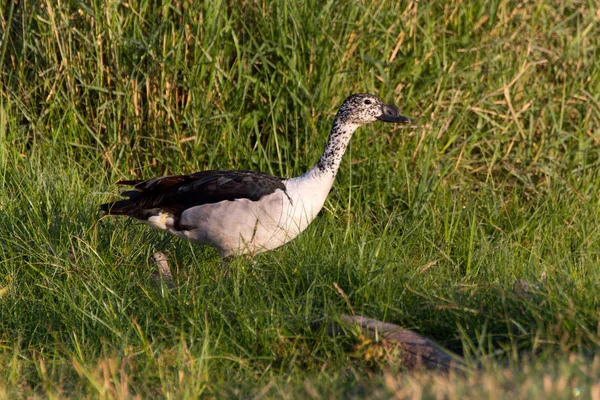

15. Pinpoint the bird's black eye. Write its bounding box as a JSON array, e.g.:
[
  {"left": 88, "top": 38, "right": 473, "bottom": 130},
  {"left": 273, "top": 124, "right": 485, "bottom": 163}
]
[{"left": 364, "top": 99, "right": 372, "bottom": 105}]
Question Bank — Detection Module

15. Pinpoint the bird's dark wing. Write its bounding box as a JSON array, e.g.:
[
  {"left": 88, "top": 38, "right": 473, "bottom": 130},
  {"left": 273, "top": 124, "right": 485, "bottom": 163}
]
[{"left": 100, "top": 170, "right": 286, "bottom": 218}]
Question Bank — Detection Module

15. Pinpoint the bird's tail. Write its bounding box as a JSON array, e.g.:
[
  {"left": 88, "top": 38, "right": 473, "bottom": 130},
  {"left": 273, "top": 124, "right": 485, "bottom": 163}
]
[
  {"left": 100, "top": 199, "right": 136, "bottom": 216},
  {"left": 100, "top": 179, "right": 150, "bottom": 218},
  {"left": 100, "top": 199, "right": 160, "bottom": 222}
]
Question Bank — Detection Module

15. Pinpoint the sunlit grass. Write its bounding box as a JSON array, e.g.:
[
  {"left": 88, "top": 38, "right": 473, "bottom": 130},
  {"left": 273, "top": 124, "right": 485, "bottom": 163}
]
[{"left": 1, "top": 0, "right": 600, "bottom": 397}]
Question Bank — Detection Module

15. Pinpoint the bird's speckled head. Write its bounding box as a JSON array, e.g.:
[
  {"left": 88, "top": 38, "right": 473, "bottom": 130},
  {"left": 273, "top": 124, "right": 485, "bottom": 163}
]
[{"left": 336, "top": 93, "right": 410, "bottom": 125}]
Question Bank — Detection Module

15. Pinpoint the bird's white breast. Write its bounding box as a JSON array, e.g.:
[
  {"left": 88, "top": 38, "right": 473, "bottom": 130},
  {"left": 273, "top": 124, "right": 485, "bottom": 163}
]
[{"left": 172, "top": 171, "right": 334, "bottom": 257}]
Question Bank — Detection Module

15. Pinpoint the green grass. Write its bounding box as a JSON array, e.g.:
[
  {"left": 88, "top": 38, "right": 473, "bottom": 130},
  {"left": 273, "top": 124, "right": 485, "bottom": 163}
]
[{"left": 1, "top": 0, "right": 600, "bottom": 397}]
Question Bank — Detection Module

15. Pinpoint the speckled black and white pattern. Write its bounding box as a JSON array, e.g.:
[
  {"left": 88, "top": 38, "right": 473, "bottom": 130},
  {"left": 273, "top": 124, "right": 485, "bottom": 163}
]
[
  {"left": 336, "top": 93, "right": 388, "bottom": 124},
  {"left": 316, "top": 94, "right": 386, "bottom": 176}
]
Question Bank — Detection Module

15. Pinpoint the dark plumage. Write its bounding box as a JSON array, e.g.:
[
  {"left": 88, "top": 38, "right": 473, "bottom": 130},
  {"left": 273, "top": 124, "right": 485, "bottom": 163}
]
[{"left": 100, "top": 170, "right": 286, "bottom": 221}]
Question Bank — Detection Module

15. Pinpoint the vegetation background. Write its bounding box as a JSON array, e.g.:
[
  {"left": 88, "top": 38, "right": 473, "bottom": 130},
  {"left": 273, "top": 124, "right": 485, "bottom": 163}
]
[{"left": 1, "top": 0, "right": 600, "bottom": 397}]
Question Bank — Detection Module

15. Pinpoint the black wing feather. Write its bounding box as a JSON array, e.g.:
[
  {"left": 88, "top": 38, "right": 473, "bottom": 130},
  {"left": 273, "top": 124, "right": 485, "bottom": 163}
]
[{"left": 100, "top": 170, "right": 286, "bottom": 218}]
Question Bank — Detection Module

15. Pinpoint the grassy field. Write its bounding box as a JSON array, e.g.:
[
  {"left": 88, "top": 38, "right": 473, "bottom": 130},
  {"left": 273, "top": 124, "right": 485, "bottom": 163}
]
[{"left": 1, "top": 0, "right": 600, "bottom": 397}]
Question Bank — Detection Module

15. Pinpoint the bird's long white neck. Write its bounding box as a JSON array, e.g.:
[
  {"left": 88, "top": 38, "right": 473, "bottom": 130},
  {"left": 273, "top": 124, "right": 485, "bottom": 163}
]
[
  {"left": 303, "top": 116, "right": 360, "bottom": 184},
  {"left": 282, "top": 114, "right": 360, "bottom": 232}
]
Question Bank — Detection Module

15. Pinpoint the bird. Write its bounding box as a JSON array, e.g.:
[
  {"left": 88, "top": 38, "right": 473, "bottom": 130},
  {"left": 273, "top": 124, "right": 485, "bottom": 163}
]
[{"left": 100, "top": 94, "right": 410, "bottom": 258}]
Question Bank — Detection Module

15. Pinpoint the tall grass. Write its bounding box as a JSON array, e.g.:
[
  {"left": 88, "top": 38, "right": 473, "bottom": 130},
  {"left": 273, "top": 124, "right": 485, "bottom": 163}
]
[{"left": 1, "top": 0, "right": 600, "bottom": 397}]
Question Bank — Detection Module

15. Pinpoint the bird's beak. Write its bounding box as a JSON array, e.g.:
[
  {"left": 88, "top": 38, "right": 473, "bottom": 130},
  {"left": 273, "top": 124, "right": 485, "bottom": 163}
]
[{"left": 376, "top": 103, "right": 410, "bottom": 123}]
